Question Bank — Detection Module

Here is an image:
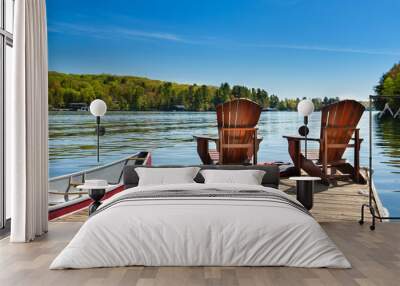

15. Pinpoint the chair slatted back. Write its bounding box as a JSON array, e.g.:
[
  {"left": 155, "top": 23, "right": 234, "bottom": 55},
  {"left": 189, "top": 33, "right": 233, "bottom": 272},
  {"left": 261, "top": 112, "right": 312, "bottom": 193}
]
[
  {"left": 216, "top": 98, "right": 262, "bottom": 164},
  {"left": 319, "top": 100, "right": 365, "bottom": 163}
]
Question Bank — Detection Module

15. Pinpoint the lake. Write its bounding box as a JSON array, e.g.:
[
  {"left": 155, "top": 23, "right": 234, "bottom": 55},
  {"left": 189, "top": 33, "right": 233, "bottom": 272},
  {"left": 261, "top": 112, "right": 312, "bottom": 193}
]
[{"left": 49, "top": 111, "right": 400, "bottom": 216}]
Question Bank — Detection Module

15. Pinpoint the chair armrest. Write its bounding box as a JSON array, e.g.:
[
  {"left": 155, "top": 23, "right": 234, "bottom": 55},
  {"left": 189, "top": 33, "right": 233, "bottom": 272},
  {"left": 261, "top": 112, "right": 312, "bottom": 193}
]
[
  {"left": 193, "top": 135, "right": 218, "bottom": 142},
  {"left": 283, "top": 135, "right": 320, "bottom": 142},
  {"left": 220, "top": 127, "right": 258, "bottom": 131}
]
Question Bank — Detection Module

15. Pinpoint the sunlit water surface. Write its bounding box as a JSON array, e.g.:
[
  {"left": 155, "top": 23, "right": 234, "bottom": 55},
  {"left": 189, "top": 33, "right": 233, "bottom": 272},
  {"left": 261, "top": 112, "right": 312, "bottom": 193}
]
[{"left": 49, "top": 111, "right": 400, "bottom": 216}]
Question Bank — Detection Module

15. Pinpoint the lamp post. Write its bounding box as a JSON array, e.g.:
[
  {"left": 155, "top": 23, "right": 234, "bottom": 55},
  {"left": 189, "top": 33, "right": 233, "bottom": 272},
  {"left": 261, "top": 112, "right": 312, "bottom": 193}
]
[
  {"left": 297, "top": 99, "right": 314, "bottom": 159},
  {"left": 90, "top": 99, "right": 107, "bottom": 162}
]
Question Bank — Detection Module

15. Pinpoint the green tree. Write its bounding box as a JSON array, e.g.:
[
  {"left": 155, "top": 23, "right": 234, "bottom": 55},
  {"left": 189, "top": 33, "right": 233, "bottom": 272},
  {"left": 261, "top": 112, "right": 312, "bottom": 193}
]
[
  {"left": 375, "top": 62, "right": 400, "bottom": 110},
  {"left": 48, "top": 71, "right": 347, "bottom": 112},
  {"left": 269, "top": 95, "right": 279, "bottom": 108}
]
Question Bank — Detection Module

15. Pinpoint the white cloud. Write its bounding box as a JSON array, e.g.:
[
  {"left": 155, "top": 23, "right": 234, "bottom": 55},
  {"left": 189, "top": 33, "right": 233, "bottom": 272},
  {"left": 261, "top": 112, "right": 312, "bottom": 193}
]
[
  {"left": 241, "top": 43, "right": 400, "bottom": 57},
  {"left": 116, "top": 28, "right": 182, "bottom": 42},
  {"left": 48, "top": 22, "right": 184, "bottom": 42}
]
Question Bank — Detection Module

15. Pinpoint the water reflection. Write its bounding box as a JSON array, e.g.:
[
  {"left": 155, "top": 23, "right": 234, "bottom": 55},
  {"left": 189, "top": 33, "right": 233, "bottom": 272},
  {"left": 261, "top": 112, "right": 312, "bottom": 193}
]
[
  {"left": 370, "top": 115, "right": 400, "bottom": 216},
  {"left": 374, "top": 116, "right": 400, "bottom": 171}
]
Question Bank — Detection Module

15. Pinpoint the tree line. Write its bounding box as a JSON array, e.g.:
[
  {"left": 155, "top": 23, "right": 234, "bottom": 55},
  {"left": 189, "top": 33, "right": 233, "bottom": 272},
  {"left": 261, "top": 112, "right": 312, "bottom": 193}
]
[{"left": 49, "top": 71, "right": 339, "bottom": 111}]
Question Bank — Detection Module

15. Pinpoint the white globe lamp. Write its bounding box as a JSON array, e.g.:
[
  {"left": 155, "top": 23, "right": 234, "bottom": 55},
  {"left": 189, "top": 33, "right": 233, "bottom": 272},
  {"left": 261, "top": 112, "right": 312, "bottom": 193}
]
[
  {"left": 90, "top": 99, "right": 107, "bottom": 117},
  {"left": 90, "top": 99, "right": 107, "bottom": 162},
  {"left": 297, "top": 99, "right": 314, "bottom": 117},
  {"left": 297, "top": 99, "right": 314, "bottom": 159}
]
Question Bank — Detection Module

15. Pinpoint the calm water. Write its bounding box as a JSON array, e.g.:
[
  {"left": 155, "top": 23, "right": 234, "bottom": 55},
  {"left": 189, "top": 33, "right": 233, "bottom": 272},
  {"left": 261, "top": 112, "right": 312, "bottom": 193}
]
[{"left": 49, "top": 111, "right": 400, "bottom": 216}]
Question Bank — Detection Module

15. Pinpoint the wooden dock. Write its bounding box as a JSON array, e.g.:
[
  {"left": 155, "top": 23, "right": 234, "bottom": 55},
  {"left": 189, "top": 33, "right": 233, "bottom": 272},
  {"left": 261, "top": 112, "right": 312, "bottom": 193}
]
[
  {"left": 53, "top": 177, "right": 380, "bottom": 223},
  {"left": 280, "top": 178, "right": 372, "bottom": 223}
]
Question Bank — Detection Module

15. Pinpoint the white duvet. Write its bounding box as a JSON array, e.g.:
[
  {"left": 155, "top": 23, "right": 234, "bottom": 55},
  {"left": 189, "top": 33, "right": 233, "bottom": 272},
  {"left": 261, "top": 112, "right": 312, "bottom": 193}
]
[{"left": 50, "top": 183, "right": 351, "bottom": 269}]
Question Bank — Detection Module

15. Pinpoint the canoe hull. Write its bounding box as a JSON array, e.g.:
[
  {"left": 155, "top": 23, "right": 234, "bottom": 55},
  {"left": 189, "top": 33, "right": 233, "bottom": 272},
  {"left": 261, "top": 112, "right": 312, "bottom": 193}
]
[{"left": 48, "top": 151, "right": 151, "bottom": 220}]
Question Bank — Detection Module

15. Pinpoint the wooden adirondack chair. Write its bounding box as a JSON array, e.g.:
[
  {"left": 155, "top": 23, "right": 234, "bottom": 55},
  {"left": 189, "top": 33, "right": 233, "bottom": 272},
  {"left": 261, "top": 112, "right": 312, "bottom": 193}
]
[
  {"left": 283, "top": 100, "right": 366, "bottom": 184},
  {"left": 193, "top": 98, "right": 263, "bottom": 165}
]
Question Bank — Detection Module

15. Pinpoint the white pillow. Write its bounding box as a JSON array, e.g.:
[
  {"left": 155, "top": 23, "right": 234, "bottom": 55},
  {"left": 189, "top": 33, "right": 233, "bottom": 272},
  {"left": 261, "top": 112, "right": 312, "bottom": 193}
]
[
  {"left": 135, "top": 167, "right": 201, "bottom": 186},
  {"left": 200, "top": 169, "right": 265, "bottom": 185}
]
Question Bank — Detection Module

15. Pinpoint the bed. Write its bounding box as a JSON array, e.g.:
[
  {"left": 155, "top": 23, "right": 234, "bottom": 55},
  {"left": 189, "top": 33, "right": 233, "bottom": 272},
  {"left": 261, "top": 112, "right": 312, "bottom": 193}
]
[{"left": 50, "top": 165, "right": 350, "bottom": 269}]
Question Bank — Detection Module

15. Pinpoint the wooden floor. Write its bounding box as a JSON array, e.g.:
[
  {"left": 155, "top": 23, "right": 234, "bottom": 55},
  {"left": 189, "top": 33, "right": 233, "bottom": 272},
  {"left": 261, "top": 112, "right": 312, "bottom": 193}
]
[
  {"left": 54, "top": 178, "right": 375, "bottom": 223},
  {"left": 1, "top": 221, "right": 399, "bottom": 286}
]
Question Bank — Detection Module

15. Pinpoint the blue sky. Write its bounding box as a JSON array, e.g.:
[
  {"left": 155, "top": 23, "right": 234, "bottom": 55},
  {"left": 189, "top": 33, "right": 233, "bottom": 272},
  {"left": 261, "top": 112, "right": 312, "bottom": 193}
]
[{"left": 47, "top": 0, "right": 400, "bottom": 100}]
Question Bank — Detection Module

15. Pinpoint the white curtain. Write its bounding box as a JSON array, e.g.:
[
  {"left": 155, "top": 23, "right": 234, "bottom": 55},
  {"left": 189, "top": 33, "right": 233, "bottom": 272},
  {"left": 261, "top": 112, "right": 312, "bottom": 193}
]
[{"left": 7, "top": 0, "right": 49, "bottom": 242}]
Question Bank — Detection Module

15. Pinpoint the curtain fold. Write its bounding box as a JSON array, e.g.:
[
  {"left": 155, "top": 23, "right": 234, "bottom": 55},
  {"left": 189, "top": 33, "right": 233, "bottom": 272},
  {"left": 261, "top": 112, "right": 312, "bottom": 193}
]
[{"left": 8, "top": 0, "right": 48, "bottom": 242}]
